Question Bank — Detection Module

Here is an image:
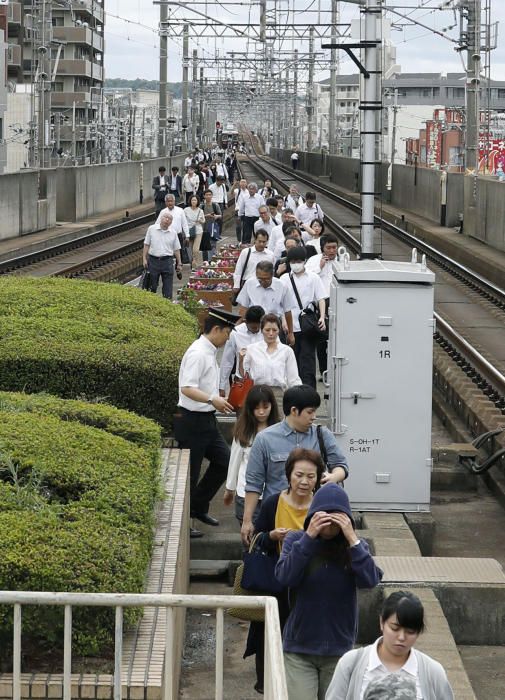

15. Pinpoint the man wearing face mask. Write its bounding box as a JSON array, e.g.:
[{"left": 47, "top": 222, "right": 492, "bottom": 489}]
[{"left": 280, "top": 247, "right": 326, "bottom": 388}]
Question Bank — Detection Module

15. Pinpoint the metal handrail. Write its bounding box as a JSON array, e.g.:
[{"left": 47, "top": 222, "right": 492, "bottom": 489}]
[{"left": 0, "top": 591, "right": 287, "bottom": 700}]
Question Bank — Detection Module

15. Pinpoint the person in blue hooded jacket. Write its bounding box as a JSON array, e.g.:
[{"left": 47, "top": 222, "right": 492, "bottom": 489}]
[{"left": 275, "top": 483, "right": 383, "bottom": 700}]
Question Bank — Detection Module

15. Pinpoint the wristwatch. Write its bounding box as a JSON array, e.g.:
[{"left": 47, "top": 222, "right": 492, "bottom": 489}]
[{"left": 206, "top": 396, "right": 214, "bottom": 405}]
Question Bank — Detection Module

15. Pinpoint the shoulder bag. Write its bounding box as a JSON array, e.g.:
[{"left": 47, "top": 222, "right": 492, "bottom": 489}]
[
  {"left": 231, "top": 247, "right": 252, "bottom": 306},
  {"left": 289, "top": 274, "right": 323, "bottom": 339},
  {"left": 227, "top": 371, "right": 254, "bottom": 411},
  {"left": 227, "top": 533, "right": 283, "bottom": 622}
]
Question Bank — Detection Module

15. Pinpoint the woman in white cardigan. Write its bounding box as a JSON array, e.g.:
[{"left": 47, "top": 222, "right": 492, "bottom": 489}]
[{"left": 325, "top": 591, "right": 454, "bottom": 700}]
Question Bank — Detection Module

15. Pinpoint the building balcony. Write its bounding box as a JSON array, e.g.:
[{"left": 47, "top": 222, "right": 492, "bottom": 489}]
[
  {"left": 51, "top": 91, "right": 101, "bottom": 108},
  {"left": 7, "top": 2, "right": 22, "bottom": 26},
  {"left": 72, "top": 1, "right": 104, "bottom": 25},
  {"left": 55, "top": 59, "right": 103, "bottom": 82},
  {"left": 52, "top": 27, "right": 104, "bottom": 53},
  {"left": 7, "top": 44, "right": 22, "bottom": 68}
]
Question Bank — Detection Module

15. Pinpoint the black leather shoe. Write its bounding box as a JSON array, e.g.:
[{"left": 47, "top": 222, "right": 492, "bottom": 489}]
[
  {"left": 192, "top": 513, "right": 220, "bottom": 527},
  {"left": 254, "top": 681, "right": 264, "bottom": 695},
  {"left": 190, "top": 527, "right": 204, "bottom": 538}
]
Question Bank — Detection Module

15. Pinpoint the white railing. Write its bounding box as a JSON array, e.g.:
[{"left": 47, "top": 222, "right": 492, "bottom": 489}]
[{"left": 0, "top": 591, "right": 288, "bottom": 700}]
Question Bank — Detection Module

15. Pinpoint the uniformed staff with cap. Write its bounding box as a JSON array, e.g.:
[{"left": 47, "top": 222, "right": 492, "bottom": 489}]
[{"left": 174, "top": 307, "right": 239, "bottom": 538}]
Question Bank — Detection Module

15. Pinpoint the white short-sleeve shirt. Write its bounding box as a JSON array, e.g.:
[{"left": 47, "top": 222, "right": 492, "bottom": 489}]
[
  {"left": 280, "top": 271, "right": 326, "bottom": 333},
  {"left": 178, "top": 336, "right": 220, "bottom": 412},
  {"left": 236, "top": 277, "right": 296, "bottom": 318},
  {"left": 144, "top": 224, "right": 181, "bottom": 257}
]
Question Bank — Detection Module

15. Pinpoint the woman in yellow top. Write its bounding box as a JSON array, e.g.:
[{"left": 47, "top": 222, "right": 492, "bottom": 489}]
[{"left": 244, "top": 447, "right": 325, "bottom": 695}]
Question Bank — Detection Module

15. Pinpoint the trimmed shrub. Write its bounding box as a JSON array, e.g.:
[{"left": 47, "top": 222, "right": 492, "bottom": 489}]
[
  {"left": 0, "top": 277, "right": 198, "bottom": 429},
  {"left": 0, "top": 395, "right": 162, "bottom": 657}
]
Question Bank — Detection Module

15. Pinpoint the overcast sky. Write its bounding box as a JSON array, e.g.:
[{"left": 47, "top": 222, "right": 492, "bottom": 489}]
[{"left": 105, "top": 1, "right": 505, "bottom": 82}]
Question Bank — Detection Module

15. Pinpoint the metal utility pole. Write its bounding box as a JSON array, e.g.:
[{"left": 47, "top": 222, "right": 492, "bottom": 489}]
[
  {"left": 465, "top": 0, "right": 481, "bottom": 176},
  {"left": 328, "top": 0, "right": 339, "bottom": 154},
  {"left": 360, "top": 0, "right": 382, "bottom": 256},
  {"left": 37, "top": 0, "right": 52, "bottom": 168},
  {"left": 387, "top": 88, "right": 398, "bottom": 191},
  {"left": 192, "top": 50, "right": 198, "bottom": 149},
  {"left": 461, "top": 0, "right": 481, "bottom": 237},
  {"left": 199, "top": 67, "right": 205, "bottom": 144},
  {"left": 306, "top": 26, "right": 315, "bottom": 152},
  {"left": 140, "top": 108, "right": 146, "bottom": 159},
  {"left": 158, "top": 0, "right": 168, "bottom": 156},
  {"left": 292, "top": 49, "right": 298, "bottom": 146},
  {"left": 284, "top": 67, "right": 290, "bottom": 148},
  {"left": 182, "top": 24, "right": 189, "bottom": 150}
]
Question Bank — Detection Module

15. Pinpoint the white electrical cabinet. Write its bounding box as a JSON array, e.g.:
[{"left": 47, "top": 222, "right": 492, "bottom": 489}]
[{"left": 327, "top": 252, "right": 435, "bottom": 511}]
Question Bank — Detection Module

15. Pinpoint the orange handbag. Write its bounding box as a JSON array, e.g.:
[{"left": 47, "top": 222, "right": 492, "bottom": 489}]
[{"left": 227, "top": 373, "right": 254, "bottom": 411}]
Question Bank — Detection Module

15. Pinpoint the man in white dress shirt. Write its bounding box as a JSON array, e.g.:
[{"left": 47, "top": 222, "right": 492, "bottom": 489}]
[
  {"left": 305, "top": 233, "right": 339, "bottom": 378},
  {"left": 233, "top": 230, "right": 275, "bottom": 294},
  {"left": 234, "top": 178, "right": 248, "bottom": 242},
  {"left": 174, "top": 308, "right": 239, "bottom": 538},
  {"left": 285, "top": 185, "right": 304, "bottom": 211},
  {"left": 253, "top": 205, "right": 277, "bottom": 238},
  {"left": 182, "top": 166, "right": 200, "bottom": 206},
  {"left": 219, "top": 305, "right": 264, "bottom": 396},
  {"left": 268, "top": 208, "right": 296, "bottom": 254},
  {"left": 238, "top": 182, "right": 266, "bottom": 244},
  {"left": 295, "top": 192, "right": 324, "bottom": 226},
  {"left": 142, "top": 213, "right": 182, "bottom": 299},
  {"left": 236, "top": 260, "right": 296, "bottom": 346},
  {"left": 280, "top": 247, "right": 326, "bottom": 388},
  {"left": 156, "top": 194, "right": 190, "bottom": 238}
]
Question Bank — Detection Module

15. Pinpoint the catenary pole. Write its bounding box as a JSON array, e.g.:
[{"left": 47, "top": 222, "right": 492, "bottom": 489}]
[
  {"left": 182, "top": 24, "right": 189, "bottom": 150},
  {"left": 328, "top": 0, "right": 339, "bottom": 154},
  {"left": 158, "top": 0, "right": 168, "bottom": 156},
  {"left": 360, "top": 0, "right": 382, "bottom": 256},
  {"left": 463, "top": 0, "right": 481, "bottom": 237},
  {"left": 192, "top": 50, "right": 198, "bottom": 149},
  {"left": 307, "top": 26, "right": 315, "bottom": 152}
]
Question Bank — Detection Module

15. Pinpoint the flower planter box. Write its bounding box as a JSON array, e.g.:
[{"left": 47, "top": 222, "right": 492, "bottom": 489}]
[{"left": 193, "top": 289, "right": 233, "bottom": 311}]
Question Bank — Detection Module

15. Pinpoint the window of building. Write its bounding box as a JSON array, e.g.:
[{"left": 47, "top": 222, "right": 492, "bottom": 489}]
[
  {"left": 498, "top": 89, "right": 505, "bottom": 99},
  {"left": 52, "top": 82, "right": 64, "bottom": 92},
  {"left": 52, "top": 17, "right": 64, "bottom": 26}
]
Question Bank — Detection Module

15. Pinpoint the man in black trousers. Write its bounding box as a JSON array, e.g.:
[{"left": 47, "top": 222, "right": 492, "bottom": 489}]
[{"left": 174, "top": 308, "right": 239, "bottom": 538}]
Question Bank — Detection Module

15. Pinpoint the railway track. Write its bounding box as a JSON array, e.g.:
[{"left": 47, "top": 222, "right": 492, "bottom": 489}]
[
  {"left": 0, "top": 160, "right": 245, "bottom": 282},
  {"left": 241, "top": 147, "right": 505, "bottom": 429}
]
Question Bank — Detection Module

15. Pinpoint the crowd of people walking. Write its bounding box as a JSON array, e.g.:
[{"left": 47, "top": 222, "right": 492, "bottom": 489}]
[{"left": 148, "top": 145, "right": 454, "bottom": 700}]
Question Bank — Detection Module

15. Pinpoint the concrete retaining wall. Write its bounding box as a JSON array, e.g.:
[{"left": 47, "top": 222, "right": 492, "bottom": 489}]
[
  {"left": 0, "top": 169, "right": 57, "bottom": 241},
  {"left": 472, "top": 177, "right": 505, "bottom": 253},
  {"left": 56, "top": 154, "right": 187, "bottom": 222},
  {"left": 269, "top": 148, "right": 464, "bottom": 229}
]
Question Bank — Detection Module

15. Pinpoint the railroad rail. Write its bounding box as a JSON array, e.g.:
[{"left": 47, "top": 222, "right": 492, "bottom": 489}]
[
  {"left": 0, "top": 162, "right": 244, "bottom": 282},
  {"left": 243, "top": 142, "right": 505, "bottom": 416}
]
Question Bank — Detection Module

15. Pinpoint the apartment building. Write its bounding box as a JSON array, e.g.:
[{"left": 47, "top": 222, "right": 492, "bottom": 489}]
[{"left": 5, "top": 1, "right": 105, "bottom": 166}]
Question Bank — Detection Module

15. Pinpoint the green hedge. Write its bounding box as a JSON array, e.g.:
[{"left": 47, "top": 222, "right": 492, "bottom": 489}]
[
  {"left": 0, "top": 277, "right": 198, "bottom": 430},
  {"left": 0, "top": 393, "right": 163, "bottom": 656}
]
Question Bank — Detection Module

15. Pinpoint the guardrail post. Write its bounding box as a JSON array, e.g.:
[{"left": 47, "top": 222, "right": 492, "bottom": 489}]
[
  {"left": 63, "top": 605, "right": 73, "bottom": 700},
  {"left": 163, "top": 607, "right": 175, "bottom": 700},
  {"left": 215, "top": 608, "right": 224, "bottom": 700},
  {"left": 114, "top": 607, "right": 123, "bottom": 700},
  {"left": 13, "top": 603, "right": 22, "bottom": 700}
]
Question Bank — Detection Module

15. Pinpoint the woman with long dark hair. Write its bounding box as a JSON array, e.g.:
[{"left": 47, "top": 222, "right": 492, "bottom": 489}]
[
  {"left": 275, "top": 483, "right": 383, "bottom": 700},
  {"left": 325, "top": 591, "right": 454, "bottom": 700},
  {"left": 245, "top": 448, "right": 326, "bottom": 695},
  {"left": 224, "top": 385, "right": 280, "bottom": 524}
]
